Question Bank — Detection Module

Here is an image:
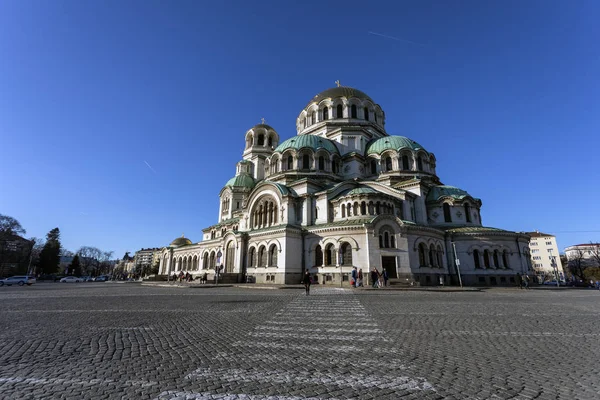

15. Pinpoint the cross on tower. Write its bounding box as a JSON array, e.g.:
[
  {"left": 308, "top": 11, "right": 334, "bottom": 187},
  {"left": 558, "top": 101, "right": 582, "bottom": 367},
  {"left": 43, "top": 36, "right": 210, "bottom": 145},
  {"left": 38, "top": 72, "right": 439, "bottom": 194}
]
[
  {"left": 335, "top": 80, "right": 341, "bottom": 87},
  {"left": 261, "top": 117, "right": 266, "bottom": 124}
]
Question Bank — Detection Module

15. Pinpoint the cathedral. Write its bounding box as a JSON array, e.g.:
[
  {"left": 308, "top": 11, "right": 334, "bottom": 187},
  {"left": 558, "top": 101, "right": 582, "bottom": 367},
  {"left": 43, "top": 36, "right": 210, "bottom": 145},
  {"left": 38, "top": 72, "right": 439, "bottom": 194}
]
[{"left": 158, "top": 85, "right": 532, "bottom": 286}]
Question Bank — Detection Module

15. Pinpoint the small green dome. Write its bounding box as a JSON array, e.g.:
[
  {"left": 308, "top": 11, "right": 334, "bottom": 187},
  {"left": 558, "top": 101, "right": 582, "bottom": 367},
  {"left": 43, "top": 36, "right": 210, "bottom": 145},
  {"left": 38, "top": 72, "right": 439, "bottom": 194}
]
[
  {"left": 250, "top": 123, "right": 276, "bottom": 131},
  {"left": 170, "top": 236, "right": 192, "bottom": 247},
  {"left": 306, "top": 86, "right": 374, "bottom": 107},
  {"left": 346, "top": 187, "right": 379, "bottom": 196},
  {"left": 274, "top": 135, "right": 339, "bottom": 155},
  {"left": 365, "top": 136, "right": 428, "bottom": 156},
  {"left": 426, "top": 185, "right": 475, "bottom": 202},
  {"left": 225, "top": 173, "right": 256, "bottom": 189}
]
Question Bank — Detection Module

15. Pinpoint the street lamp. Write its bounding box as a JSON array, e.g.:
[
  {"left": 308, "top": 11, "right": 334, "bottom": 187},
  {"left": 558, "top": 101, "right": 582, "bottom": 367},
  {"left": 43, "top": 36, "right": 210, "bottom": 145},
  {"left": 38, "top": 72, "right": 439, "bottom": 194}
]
[{"left": 452, "top": 242, "right": 463, "bottom": 288}]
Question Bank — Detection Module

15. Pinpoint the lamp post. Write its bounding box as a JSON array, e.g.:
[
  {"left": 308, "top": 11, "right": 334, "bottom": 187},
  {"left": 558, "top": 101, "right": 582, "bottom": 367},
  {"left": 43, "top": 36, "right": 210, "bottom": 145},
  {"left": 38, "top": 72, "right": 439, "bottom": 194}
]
[{"left": 452, "top": 242, "right": 463, "bottom": 288}]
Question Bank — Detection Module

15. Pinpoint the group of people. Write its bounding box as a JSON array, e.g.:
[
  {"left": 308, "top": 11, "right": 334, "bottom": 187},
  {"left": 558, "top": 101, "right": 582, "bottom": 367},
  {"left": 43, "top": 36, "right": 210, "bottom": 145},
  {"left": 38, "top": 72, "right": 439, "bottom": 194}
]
[
  {"left": 170, "top": 271, "right": 210, "bottom": 284},
  {"left": 352, "top": 267, "right": 388, "bottom": 288},
  {"left": 516, "top": 273, "right": 531, "bottom": 289}
]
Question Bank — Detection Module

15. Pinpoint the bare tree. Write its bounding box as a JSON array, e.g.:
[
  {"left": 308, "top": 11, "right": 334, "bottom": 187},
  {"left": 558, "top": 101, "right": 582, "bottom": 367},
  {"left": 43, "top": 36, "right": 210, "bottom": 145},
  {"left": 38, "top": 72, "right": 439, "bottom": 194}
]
[
  {"left": 76, "top": 246, "right": 102, "bottom": 276},
  {"left": 588, "top": 242, "right": 600, "bottom": 268},
  {"left": 567, "top": 248, "right": 587, "bottom": 281},
  {"left": 0, "top": 214, "right": 26, "bottom": 237}
]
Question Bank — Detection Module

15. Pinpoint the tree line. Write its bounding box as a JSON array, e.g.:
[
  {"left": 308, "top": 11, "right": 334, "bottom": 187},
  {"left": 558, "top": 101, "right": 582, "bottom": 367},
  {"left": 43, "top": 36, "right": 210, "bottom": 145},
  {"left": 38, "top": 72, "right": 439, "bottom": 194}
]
[{"left": 0, "top": 214, "right": 114, "bottom": 277}]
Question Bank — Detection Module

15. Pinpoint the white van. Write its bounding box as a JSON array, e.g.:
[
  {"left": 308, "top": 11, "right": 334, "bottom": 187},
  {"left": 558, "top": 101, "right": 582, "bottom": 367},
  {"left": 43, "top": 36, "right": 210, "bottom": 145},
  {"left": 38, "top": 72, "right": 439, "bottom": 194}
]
[{"left": 0, "top": 276, "right": 36, "bottom": 286}]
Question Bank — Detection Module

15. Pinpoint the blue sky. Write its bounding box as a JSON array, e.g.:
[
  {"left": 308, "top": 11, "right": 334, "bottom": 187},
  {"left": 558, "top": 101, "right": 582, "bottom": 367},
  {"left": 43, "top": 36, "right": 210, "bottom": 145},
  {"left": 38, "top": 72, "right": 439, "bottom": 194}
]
[{"left": 1, "top": 0, "right": 599, "bottom": 258}]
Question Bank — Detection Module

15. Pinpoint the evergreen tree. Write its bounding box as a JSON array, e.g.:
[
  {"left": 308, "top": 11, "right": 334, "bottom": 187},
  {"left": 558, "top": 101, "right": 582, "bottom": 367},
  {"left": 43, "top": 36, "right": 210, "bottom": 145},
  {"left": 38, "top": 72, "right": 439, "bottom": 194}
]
[
  {"left": 38, "top": 228, "right": 61, "bottom": 274},
  {"left": 70, "top": 254, "right": 82, "bottom": 276}
]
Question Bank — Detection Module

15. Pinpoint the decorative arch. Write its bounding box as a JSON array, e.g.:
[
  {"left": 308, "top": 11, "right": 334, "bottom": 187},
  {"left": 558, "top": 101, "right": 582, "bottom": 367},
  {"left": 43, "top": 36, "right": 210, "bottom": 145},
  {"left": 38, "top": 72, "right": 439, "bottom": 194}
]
[{"left": 268, "top": 243, "right": 278, "bottom": 267}]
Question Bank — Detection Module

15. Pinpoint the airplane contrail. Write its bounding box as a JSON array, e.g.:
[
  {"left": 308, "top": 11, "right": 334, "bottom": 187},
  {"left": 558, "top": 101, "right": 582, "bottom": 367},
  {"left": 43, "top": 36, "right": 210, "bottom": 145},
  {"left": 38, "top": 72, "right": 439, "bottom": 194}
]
[
  {"left": 368, "top": 31, "right": 425, "bottom": 46},
  {"left": 144, "top": 160, "right": 157, "bottom": 174}
]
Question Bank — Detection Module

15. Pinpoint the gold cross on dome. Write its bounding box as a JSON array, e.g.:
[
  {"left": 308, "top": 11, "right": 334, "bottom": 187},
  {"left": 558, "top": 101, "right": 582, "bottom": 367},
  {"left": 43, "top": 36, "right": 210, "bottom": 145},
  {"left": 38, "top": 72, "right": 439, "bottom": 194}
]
[
  {"left": 335, "top": 80, "right": 341, "bottom": 87},
  {"left": 181, "top": 233, "right": 185, "bottom": 237},
  {"left": 261, "top": 117, "right": 266, "bottom": 124}
]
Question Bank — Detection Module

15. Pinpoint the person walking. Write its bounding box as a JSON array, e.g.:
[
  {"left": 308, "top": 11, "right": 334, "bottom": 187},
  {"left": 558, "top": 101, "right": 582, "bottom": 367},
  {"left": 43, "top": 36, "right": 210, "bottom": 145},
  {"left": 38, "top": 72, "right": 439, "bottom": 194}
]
[
  {"left": 382, "top": 269, "right": 389, "bottom": 287},
  {"left": 351, "top": 267, "right": 358, "bottom": 288},
  {"left": 523, "top": 274, "right": 530, "bottom": 289},
  {"left": 516, "top": 273, "right": 522, "bottom": 289},
  {"left": 371, "top": 268, "right": 379, "bottom": 288},
  {"left": 357, "top": 268, "right": 363, "bottom": 287},
  {"left": 302, "top": 270, "right": 312, "bottom": 295}
]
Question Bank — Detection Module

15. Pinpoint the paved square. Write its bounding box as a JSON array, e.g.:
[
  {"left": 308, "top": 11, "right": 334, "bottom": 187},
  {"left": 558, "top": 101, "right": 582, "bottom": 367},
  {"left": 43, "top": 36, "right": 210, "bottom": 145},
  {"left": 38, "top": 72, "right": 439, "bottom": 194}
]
[{"left": 0, "top": 284, "right": 598, "bottom": 399}]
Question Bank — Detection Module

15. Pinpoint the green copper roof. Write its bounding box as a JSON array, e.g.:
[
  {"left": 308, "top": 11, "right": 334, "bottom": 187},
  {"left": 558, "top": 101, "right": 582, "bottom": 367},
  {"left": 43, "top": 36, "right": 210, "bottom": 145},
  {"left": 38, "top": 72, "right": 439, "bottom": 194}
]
[
  {"left": 274, "top": 135, "right": 339, "bottom": 155},
  {"left": 365, "top": 136, "right": 428, "bottom": 156},
  {"left": 225, "top": 173, "right": 256, "bottom": 189},
  {"left": 445, "top": 226, "right": 509, "bottom": 234},
  {"left": 426, "top": 185, "right": 477, "bottom": 202},
  {"left": 306, "top": 86, "right": 373, "bottom": 107},
  {"left": 346, "top": 187, "right": 379, "bottom": 196}
]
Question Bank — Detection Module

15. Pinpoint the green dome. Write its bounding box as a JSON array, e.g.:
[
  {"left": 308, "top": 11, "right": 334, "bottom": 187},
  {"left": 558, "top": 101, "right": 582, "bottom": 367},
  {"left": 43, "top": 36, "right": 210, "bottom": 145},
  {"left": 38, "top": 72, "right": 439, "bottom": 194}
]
[
  {"left": 274, "top": 135, "right": 339, "bottom": 155},
  {"left": 250, "top": 123, "right": 276, "bottom": 131},
  {"left": 170, "top": 236, "right": 192, "bottom": 247},
  {"left": 225, "top": 173, "right": 256, "bottom": 189},
  {"left": 365, "top": 136, "right": 428, "bottom": 156},
  {"left": 426, "top": 185, "right": 475, "bottom": 202},
  {"left": 306, "top": 86, "right": 374, "bottom": 107},
  {"left": 346, "top": 187, "right": 379, "bottom": 196}
]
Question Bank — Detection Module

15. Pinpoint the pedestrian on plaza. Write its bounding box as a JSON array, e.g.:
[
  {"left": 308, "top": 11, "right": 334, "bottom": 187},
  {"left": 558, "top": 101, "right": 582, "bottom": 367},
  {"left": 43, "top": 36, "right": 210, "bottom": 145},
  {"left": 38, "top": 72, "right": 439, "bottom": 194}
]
[
  {"left": 382, "top": 269, "right": 389, "bottom": 287},
  {"left": 302, "top": 270, "right": 312, "bottom": 295},
  {"left": 358, "top": 268, "right": 363, "bottom": 287},
  {"left": 351, "top": 267, "right": 358, "bottom": 288},
  {"left": 523, "top": 274, "right": 530, "bottom": 289},
  {"left": 516, "top": 273, "right": 522, "bottom": 289},
  {"left": 371, "top": 268, "right": 379, "bottom": 288},
  {"left": 202, "top": 272, "right": 208, "bottom": 284},
  {"left": 171, "top": 273, "right": 177, "bottom": 283},
  {"left": 378, "top": 269, "right": 384, "bottom": 288}
]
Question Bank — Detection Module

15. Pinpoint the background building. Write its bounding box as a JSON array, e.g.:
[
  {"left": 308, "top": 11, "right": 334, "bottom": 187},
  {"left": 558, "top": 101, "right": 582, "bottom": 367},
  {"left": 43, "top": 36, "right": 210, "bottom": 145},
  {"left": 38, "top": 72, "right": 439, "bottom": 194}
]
[
  {"left": 564, "top": 243, "right": 600, "bottom": 281},
  {"left": 526, "top": 231, "right": 564, "bottom": 282},
  {"left": 0, "top": 234, "right": 33, "bottom": 276},
  {"left": 134, "top": 248, "right": 160, "bottom": 276}
]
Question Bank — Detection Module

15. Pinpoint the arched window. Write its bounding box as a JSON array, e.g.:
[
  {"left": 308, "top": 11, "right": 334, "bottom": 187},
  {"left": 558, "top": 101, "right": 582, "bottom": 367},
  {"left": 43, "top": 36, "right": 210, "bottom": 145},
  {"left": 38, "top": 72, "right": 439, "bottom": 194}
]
[
  {"left": 493, "top": 250, "right": 500, "bottom": 268},
  {"left": 323, "top": 107, "right": 329, "bottom": 120},
  {"left": 336, "top": 104, "right": 343, "bottom": 118},
  {"left": 325, "top": 244, "right": 334, "bottom": 265},
  {"left": 302, "top": 154, "right": 310, "bottom": 170},
  {"left": 332, "top": 160, "right": 338, "bottom": 173},
  {"left": 351, "top": 104, "right": 357, "bottom": 118},
  {"left": 353, "top": 202, "right": 358, "bottom": 215},
  {"left": 473, "top": 250, "right": 481, "bottom": 268},
  {"left": 384, "top": 232, "right": 390, "bottom": 248},
  {"left": 287, "top": 155, "right": 293, "bottom": 170},
  {"left": 360, "top": 201, "right": 366, "bottom": 215},
  {"left": 390, "top": 235, "right": 395, "bottom": 248},
  {"left": 318, "top": 156, "right": 324, "bottom": 170},
  {"left": 370, "top": 160, "right": 377, "bottom": 174},
  {"left": 483, "top": 250, "right": 490, "bottom": 268},
  {"left": 257, "top": 134, "right": 264, "bottom": 146},
  {"left": 248, "top": 248, "right": 255, "bottom": 268},
  {"left": 364, "top": 107, "right": 369, "bottom": 121},
  {"left": 385, "top": 157, "right": 392, "bottom": 171},
  {"left": 437, "top": 246, "right": 443, "bottom": 268},
  {"left": 379, "top": 234, "right": 383, "bottom": 248},
  {"left": 340, "top": 242, "right": 352, "bottom": 265},
  {"left": 315, "top": 245, "right": 323, "bottom": 266},
  {"left": 417, "top": 157, "right": 423, "bottom": 170},
  {"left": 465, "top": 203, "right": 472, "bottom": 223},
  {"left": 402, "top": 155, "right": 410, "bottom": 170},
  {"left": 503, "top": 250, "right": 510, "bottom": 269},
  {"left": 341, "top": 204, "right": 346, "bottom": 218},
  {"left": 258, "top": 246, "right": 266, "bottom": 267},
  {"left": 269, "top": 244, "right": 278, "bottom": 267},
  {"left": 375, "top": 113, "right": 378, "bottom": 122},
  {"left": 443, "top": 203, "right": 452, "bottom": 223},
  {"left": 419, "top": 244, "right": 427, "bottom": 267},
  {"left": 429, "top": 247, "right": 435, "bottom": 267},
  {"left": 311, "top": 111, "right": 316, "bottom": 125}
]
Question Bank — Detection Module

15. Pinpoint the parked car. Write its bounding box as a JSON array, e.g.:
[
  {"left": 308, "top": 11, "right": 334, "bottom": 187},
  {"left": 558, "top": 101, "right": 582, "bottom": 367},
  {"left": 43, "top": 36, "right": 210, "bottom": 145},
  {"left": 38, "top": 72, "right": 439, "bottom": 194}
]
[
  {"left": 0, "top": 276, "right": 36, "bottom": 286},
  {"left": 60, "top": 276, "right": 81, "bottom": 283},
  {"left": 93, "top": 276, "right": 108, "bottom": 282},
  {"left": 80, "top": 276, "right": 93, "bottom": 282}
]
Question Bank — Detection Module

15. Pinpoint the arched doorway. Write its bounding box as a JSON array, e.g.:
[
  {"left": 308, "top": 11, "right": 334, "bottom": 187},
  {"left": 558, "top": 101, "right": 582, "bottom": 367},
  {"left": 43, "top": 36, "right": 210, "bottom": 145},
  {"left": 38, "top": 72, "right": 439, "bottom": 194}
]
[{"left": 225, "top": 241, "right": 235, "bottom": 273}]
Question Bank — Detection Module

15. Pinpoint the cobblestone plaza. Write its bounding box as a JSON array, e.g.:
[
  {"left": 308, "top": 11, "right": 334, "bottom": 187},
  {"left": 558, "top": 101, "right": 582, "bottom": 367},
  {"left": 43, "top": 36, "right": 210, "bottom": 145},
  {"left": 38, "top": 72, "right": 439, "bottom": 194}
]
[{"left": 0, "top": 284, "right": 598, "bottom": 399}]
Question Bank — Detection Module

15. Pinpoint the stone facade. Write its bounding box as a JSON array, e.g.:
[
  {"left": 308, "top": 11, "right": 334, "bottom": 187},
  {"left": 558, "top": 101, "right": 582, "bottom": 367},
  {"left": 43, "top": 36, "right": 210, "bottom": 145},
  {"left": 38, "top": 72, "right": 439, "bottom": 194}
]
[{"left": 158, "top": 85, "right": 532, "bottom": 286}]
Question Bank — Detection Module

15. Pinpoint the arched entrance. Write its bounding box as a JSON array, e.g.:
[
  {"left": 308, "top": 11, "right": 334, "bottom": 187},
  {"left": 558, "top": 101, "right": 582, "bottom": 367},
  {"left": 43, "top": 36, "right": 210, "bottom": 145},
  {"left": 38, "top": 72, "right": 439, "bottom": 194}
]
[{"left": 225, "top": 241, "right": 235, "bottom": 273}]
